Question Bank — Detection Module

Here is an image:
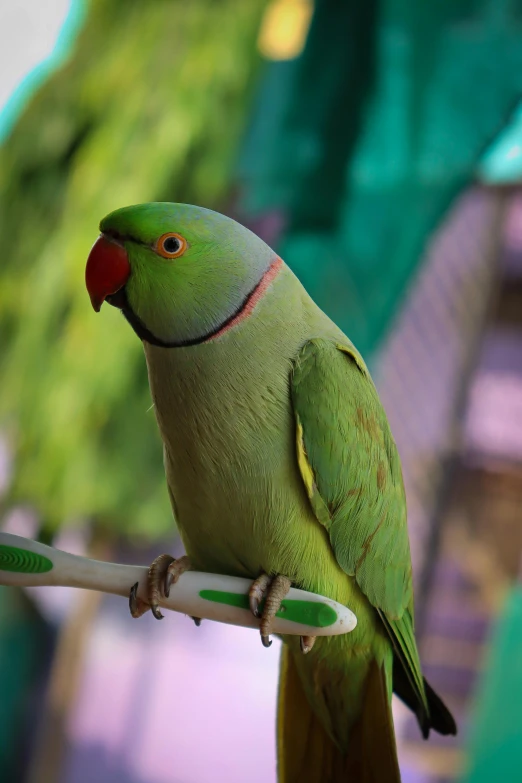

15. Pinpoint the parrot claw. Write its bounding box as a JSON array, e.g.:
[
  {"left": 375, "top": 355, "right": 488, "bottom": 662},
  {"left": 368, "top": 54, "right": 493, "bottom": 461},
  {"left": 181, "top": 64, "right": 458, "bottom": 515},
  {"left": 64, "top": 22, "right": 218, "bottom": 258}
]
[
  {"left": 249, "top": 572, "right": 271, "bottom": 617},
  {"left": 164, "top": 555, "right": 192, "bottom": 598},
  {"left": 128, "top": 553, "right": 192, "bottom": 621},
  {"left": 300, "top": 635, "right": 316, "bottom": 654},
  {"left": 249, "top": 572, "right": 292, "bottom": 649},
  {"left": 191, "top": 616, "right": 202, "bottom": 627},
  {"left": 129, "top": 582, "right": 150, "bottom": 619}
]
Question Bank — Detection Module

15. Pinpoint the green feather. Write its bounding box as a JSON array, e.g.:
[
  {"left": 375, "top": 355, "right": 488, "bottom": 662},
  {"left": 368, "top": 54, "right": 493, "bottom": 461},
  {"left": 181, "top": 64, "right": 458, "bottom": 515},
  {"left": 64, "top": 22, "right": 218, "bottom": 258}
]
[{"left": 291, "top": 338, "right": 429, "bottom": 719}]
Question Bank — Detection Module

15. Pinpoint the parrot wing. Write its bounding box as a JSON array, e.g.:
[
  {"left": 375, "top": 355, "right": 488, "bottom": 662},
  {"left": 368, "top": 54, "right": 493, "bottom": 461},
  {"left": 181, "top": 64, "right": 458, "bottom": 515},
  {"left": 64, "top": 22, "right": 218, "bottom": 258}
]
[{"left": 291, "top": 338, "right": 429, "bottom": 725}]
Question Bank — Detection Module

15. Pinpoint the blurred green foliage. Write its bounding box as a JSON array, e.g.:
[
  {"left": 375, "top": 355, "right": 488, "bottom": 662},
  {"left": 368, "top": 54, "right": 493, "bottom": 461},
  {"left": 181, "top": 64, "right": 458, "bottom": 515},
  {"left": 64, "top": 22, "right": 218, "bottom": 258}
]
[{"left": 0, "top": 0, "right": 266, "bottom": 537}]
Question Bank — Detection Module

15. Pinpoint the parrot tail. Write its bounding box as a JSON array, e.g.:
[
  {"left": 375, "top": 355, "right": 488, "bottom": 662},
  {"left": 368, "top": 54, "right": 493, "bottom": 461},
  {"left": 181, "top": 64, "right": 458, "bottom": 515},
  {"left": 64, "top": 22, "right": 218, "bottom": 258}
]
[{"left": 277, "top": 646, "right": 401, "bottom": 783}]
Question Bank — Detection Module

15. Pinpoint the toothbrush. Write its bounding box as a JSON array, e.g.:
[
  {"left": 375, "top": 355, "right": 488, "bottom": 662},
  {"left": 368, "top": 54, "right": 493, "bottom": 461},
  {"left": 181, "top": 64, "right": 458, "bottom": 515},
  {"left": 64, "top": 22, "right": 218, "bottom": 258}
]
[{"left": 0, "top": 532, "right": 357, "bottom": 637}]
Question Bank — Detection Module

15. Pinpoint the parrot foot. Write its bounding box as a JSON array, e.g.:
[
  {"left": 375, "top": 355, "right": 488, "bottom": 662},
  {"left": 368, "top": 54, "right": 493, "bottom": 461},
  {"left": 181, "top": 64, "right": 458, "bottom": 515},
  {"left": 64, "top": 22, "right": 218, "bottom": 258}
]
[
  {"left": 129, "top": 553, "right": 192, "bottom": 620},
  {"left": 248, "top": 572, "right": 292, "bottom": 648}
]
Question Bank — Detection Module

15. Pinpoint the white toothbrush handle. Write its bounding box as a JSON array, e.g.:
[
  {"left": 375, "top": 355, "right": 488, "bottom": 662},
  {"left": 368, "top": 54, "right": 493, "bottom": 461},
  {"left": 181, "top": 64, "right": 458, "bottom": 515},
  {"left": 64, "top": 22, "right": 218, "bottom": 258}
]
[{"left": 0, "top": 532, "right": 357, "bottom": 637}]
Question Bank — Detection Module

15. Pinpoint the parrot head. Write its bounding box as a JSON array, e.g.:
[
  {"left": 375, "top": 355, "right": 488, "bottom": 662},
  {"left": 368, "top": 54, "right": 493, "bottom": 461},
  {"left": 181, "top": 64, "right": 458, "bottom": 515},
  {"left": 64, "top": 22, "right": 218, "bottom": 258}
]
[{"left": 85, "top": 202, "right": 279, "bottom": 347}]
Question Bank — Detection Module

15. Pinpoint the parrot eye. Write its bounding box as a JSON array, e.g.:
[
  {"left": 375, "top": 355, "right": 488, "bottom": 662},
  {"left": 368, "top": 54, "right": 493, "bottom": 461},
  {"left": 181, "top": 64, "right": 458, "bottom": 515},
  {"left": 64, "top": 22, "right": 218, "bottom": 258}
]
[{"left": 155, "top": 232, "right": 187, "bottom": 259}]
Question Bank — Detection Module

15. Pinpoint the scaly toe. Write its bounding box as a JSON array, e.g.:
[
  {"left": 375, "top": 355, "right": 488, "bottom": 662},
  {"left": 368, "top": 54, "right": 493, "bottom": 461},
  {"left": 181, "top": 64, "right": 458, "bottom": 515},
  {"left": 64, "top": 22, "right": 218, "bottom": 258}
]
[
  {"left": 164, "top": 555, "right": 192, "bottom": 598},
  {"left": 129, "top": 582, "right": 150, "bottom": 619},
  {"left": 129, "top": 553, "right": 192, "bottom": 621},
  {"left": 300, "top": 635, "right": 316, "bottom": 654},
  {"left": 249, "top": 573, "right": 272, "bottom": 618},
  {"left": 258, "top": 574, "right": 292, "bottom": 648},
  {"left": 148, "top": 553, "right": 175, "bottom": 620}
]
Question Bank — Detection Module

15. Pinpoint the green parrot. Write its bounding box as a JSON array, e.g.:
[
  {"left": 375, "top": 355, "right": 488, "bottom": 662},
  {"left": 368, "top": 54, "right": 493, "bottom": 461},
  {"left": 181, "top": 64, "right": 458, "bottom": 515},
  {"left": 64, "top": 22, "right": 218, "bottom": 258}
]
[{"left": 85, "top": 202, "right": 456, "bottom": 782}]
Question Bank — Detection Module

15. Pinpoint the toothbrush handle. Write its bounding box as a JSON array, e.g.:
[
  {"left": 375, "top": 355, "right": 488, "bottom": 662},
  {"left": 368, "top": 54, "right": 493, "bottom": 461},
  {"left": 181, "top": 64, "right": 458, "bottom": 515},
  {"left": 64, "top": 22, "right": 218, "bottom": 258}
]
[{"left": 0, "top": 532, "right": 357, "bottom": 637}]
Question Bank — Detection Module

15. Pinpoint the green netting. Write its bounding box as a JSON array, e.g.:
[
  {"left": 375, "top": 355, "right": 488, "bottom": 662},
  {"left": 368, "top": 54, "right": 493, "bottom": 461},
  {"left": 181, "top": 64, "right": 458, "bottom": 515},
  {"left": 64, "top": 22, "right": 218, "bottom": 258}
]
[
  {"left": 0, "top": 587, "right": 51, "bottom": 781},
  {"left": 478, "top": 100, "right": 522, "bottom": 184},
  {"left": 238, "top": 0, "right": 522, "bottom": 355},
  {"left": 465, "top": 587, "right": 522, "bottom": 783}
]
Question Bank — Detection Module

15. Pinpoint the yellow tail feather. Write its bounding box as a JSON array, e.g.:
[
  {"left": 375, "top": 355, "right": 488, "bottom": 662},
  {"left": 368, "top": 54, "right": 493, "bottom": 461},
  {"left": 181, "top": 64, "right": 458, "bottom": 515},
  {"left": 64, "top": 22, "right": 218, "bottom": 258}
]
[{"left": 277, "top": 646, "right": 401, "bottom": 783}]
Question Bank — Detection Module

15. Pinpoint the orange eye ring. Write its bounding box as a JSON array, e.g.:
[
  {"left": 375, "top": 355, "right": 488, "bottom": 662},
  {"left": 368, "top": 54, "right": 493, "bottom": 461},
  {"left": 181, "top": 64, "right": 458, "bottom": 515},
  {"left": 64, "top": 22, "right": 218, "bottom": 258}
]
[{"left": 155, "top": 232, "right": 188, "bottom": 259}]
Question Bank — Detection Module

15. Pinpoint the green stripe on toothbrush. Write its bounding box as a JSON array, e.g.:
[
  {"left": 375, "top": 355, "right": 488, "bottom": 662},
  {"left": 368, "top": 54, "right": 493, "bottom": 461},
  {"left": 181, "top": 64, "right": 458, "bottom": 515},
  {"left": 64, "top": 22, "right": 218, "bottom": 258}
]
[
  {"left": 199, "top": 590, "right": 337, "bottom": 628},
  {"left": 0, "top": 544, "right": 53, "bottom": 574}
]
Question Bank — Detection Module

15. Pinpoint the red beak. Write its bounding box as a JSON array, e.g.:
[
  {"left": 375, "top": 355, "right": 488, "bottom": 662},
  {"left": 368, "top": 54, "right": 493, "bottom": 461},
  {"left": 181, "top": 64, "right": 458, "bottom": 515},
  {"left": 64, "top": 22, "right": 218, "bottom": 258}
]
[{"left": 85, "top": 235, "right": 131, "bottom": 312}]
